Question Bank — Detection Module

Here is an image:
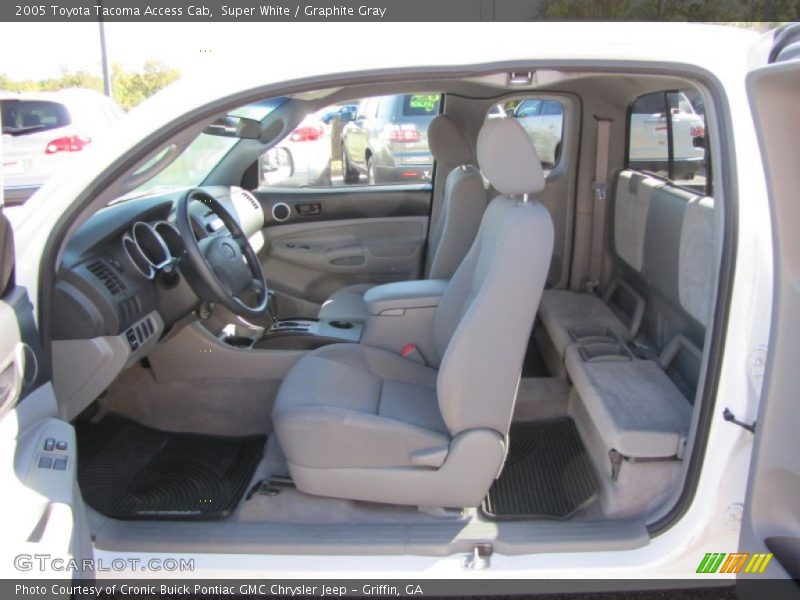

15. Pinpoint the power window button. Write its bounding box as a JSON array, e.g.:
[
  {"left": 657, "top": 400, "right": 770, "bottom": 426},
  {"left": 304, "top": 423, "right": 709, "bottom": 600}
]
[
  {"left": 38, "top": 456, "right": 53, "bottom": 469},
  {"left": 56, "top": 441, "right": 67, "bottom": 451},
  {"left": 44, "top": 438, "right": 55, "bottom": 451},
  {"left": 52, "top": 458, "right": 68, "bottom": 471}
]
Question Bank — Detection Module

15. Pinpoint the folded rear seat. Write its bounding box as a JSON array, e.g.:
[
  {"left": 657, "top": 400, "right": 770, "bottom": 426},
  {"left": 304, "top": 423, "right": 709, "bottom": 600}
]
[{"left": 565, "top": 344, "right": 692, "bottom": 480}]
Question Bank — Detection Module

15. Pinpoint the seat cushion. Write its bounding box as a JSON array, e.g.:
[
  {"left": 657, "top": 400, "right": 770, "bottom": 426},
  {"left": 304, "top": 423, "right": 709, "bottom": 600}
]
[
  {"left": 565, "top": 346, "right": 692, "bottom": 458},
  {"left": 539, "top": 289, "right": 629, "bottom": 357},
  {"left": 273, "top": 344, "right": 449, "bottom": 470},
  {"left": 317, "top": 283, "right": 375, "bottom": 323}
]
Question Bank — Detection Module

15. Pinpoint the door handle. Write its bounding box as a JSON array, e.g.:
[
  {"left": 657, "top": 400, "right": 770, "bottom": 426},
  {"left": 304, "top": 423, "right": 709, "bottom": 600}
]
[
  {"left": 295, "top": 203, "right": 322, "bottom": 217},
  {"left": 0, "top": 343, "right": 25, "bottom": 412}
]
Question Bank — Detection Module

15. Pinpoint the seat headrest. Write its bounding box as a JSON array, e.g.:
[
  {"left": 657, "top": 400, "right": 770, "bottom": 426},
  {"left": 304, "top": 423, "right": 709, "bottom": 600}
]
[
  {"left": 428, "top": 115, "right": 474, "bottom": 167},
  {"left": 477, "top": 118, "right": 545, "bottom": 196}
]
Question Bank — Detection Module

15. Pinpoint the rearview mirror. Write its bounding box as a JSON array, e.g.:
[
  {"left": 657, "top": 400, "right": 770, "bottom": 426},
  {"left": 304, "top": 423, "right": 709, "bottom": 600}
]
[{"left": 204, "top": 115, "right": 263, "bottom": 139}]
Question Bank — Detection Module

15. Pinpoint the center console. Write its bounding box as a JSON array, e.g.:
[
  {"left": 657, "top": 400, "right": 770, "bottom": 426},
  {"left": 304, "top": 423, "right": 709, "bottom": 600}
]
[
  {"left": 217, "top": 317, "right": 362, "bottom": 351},
  {"left": 254, "top": 317, "right": 362, "bottom": 350},
  {"left": 215, "top": 280, "right": 447, "bottom": 357},
  {"left": 360, "top": 279, "right": 448, "bottom": 364}
]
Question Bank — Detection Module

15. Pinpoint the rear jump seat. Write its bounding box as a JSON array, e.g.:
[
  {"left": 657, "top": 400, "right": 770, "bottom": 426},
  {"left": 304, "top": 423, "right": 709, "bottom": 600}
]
[
  {"left": 565, "top": 340, "right": 693, "bottom": 478},
  {"left": 538, "top": 169, "right": 716, "bottom": 515}
]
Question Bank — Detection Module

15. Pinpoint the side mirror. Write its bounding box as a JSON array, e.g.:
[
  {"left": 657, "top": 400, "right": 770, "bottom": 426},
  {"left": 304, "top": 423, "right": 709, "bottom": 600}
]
[{"left": 260, "top": 147, "right": 294, "bottom": 186}]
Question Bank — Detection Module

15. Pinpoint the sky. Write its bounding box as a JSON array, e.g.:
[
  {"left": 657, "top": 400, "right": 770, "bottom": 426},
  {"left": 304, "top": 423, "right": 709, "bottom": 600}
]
[
  {"left": 0, "top": 22, "right": 295, "bottom": 80},
  {"left": 0, "top": 21, "right": 769, "bottom": 83}
]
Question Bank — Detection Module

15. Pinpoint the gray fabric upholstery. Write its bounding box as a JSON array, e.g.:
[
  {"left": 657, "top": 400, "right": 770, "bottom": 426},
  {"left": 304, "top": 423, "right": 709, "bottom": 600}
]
[
  {"left": 319, "top": 117, "right": 485, "bottom": 322},
  {"left": 427, "top": 115, "right": 474, "bottom": 168},
  {"left": 679, "top": 195, "right": 715, "bottom": 326},
  {"left": 272, "top": 118, "right": 554, "bottom": 507},
  {"left": 435, "top": 197, "right": 553, "bottom": 433},
  {"left": 318, "top": 283, "right": 375, "bottom": 322},
  {"left": 538, "top": 289, "right": 630, "bottom": 357},
  {"left": 425, "top": 165, "right": 486, "bottom": 279},
  {"left": 273, "top": 344, "right": 448, "bottom": 470},
  {"left": 565, "top": 346, "right": 692, "bottom": 458},
  {"left": 476, "top": 118, "right": 545, "bottom": 196},
  {"left": 613, "top": 171, "right": 659, "bottom": 273}
]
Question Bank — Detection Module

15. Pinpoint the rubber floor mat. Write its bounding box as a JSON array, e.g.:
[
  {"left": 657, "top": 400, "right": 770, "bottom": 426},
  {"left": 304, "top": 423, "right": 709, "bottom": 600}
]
[
  {"left": 481, "top": 418, "right": 598, "bottom": 520},
  {"left": 76, "top": 413, "right": 266, "bottom": 520}
]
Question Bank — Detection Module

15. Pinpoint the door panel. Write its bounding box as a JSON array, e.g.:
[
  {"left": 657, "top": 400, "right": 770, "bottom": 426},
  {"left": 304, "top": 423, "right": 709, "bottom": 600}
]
[
  {"left": 0, "top": 209, "right": 93, "bottom": 577},
  {"left": 253, "top": 186, "right": 431, "bottom": 317},
  {"left": 738, "top": 39, "right": 800, "bottom": 581}
]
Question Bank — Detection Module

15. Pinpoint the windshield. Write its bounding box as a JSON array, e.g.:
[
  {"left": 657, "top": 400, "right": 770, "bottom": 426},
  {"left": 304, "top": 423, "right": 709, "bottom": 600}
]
[
  {"left": 127, "top": 99, "right": 284, "bottom": 197},
  {"left": 132, "top": 133, "right": 237, "bottom": 194}
]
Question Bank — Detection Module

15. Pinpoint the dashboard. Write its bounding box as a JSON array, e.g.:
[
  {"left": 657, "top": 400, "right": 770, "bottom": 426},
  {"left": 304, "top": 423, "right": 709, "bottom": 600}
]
[{"left": 52, "top": 185, "right": 266, "bottom": 351}]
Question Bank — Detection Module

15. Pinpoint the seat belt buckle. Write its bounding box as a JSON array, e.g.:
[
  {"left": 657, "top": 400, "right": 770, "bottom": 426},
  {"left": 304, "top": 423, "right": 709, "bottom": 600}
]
[{"left": 400, "top": 343, "right": 426, "bottom": 365}]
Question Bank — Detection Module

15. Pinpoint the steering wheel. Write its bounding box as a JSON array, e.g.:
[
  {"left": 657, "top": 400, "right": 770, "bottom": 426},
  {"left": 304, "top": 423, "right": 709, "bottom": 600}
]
[{"left": 176, "top": 188, "right": 269, "bottom": 319}]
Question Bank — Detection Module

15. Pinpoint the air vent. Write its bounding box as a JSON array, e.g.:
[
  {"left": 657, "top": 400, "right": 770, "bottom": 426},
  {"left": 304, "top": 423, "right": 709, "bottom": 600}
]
[{"left": 87, "top": 260, "right": 126, "bottom": 295}]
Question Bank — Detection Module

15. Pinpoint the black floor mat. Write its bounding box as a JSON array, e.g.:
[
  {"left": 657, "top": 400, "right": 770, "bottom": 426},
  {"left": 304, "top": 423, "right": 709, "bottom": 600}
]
[
  {"left": 76, "top": 413, "right": 266, "bottom": 520},
  {"left": 481, "top": 418, "right": 598, "bottom": 520}
]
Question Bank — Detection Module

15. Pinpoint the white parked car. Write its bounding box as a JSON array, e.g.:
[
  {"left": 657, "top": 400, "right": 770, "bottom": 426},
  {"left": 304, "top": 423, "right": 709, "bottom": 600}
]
[
  {"left": 1, "top": 88, "right": 123, "bottom": 200},
  {"left": 628, "top": 91, "right": 706, "bottom": 179},
  {"left": 0, "top": 22, "right": 797, "bottom": 592},
  {"left": 263, "top": 110, "right": 332, "bottom": 187},
  {"left": 511, "top": 98, "right": 565, "bottom": 166}
]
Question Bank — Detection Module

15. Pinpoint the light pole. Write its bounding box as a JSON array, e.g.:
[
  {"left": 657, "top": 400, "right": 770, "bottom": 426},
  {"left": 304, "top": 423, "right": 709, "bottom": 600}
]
[{"left": 96, "top": 0, "right": 112, "bottom": 97}]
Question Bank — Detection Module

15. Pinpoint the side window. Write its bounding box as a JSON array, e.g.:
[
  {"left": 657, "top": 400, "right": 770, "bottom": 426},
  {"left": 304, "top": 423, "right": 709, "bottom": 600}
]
[
  {"left": 258, "top": 93, "right": 441, "bottom": 189},
  {"left": 486, "top": 96, "right": 565, "bottom": 169},
  {"left": 628, "top": 90, "right": 709, "bottom": 192}
]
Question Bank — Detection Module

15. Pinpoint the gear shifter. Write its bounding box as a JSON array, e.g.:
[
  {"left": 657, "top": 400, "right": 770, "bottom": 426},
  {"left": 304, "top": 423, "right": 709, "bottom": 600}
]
[{"left": 267, "top": 290, "right": 279, "bottom": 328}]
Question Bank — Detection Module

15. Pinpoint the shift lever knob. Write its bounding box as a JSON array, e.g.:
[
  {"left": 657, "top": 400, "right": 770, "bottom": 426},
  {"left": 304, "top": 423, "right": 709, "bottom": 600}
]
[{"left": 267, "top": 290, "right": 279, "bottom": 327}]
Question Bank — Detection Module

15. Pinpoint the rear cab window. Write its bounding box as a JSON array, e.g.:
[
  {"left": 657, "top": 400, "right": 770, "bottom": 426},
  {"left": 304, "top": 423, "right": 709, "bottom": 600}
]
[
  {"left": 1, "top": 100, "right": 71, "bottom": 136},
  {"left": 627, "top": 90, "right": 709, "bottom": 194},
  {"left": 486, "top": 97, "right": 565, "bottom": 169},
  {"left": 258, "top": 93, "right": 442, "bottom": 189}
]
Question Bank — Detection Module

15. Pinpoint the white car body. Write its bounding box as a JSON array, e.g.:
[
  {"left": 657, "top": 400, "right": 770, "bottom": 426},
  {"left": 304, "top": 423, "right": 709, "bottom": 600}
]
[
  {"left": 1, "top": 22, "right": 795, "bottom": 586},
  {"left": 1, "top": 88, "right": 123, "bottom": 190}
]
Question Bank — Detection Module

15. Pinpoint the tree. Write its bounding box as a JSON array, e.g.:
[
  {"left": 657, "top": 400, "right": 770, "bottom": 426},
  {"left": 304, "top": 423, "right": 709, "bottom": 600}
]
[{"left": 0, "top": 62, "right": 181, "bottom": 110}]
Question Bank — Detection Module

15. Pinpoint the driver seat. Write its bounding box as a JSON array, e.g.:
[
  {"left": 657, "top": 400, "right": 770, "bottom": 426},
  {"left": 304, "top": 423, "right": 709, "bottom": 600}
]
[{"left": 272, "top": 117, "right": 554, "bottom": 508}]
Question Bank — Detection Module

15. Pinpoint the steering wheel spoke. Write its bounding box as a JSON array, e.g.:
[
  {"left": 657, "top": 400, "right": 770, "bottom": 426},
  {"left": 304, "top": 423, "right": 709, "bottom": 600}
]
[{"left": 176, "top": 188, "right": 270, "bottom": 319}]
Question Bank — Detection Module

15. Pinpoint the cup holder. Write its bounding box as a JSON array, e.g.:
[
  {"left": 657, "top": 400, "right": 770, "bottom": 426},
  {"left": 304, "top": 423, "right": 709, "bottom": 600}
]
[
  {"left": 223, "top": 335, "right": 255, "bottom": 348},
  {"left": 577, "top": 342, "right": 634, "bottom": 362},
  {"left": 329, "top": 320, "right": 354, "bottom": 330},
  {"left": 568, "top": 325, "right": 619, "bottom": 344}
]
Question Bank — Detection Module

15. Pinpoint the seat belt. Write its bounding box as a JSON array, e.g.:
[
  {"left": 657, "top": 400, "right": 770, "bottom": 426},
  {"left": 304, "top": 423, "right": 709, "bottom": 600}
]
[{"left": 586, "top": 117, "right": 612, "bottom": 294}]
